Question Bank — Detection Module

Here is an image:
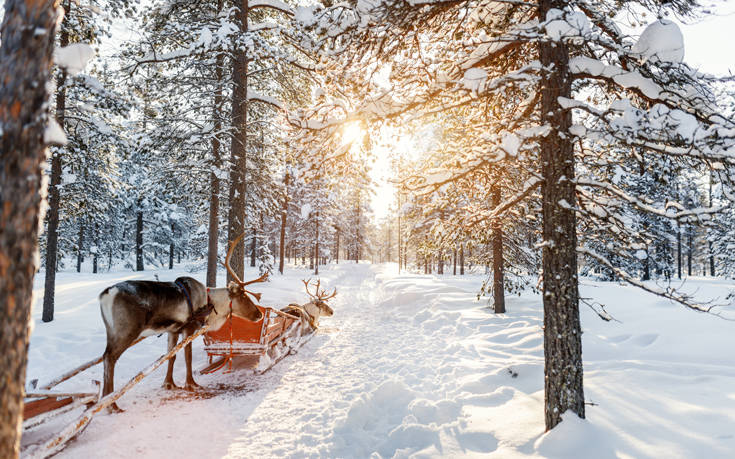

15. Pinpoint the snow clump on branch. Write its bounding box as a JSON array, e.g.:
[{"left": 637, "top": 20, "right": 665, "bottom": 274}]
[{"left": 632, "top": 19, "right": 684, "bottom": 65}]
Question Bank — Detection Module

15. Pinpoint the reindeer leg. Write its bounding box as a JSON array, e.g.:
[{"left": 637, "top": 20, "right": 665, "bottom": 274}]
[
  {"left": 103, "top": 343, "right": 127, "bottom": 413},
  {"left": 162, "top": 332, "right": 179, "bottom": 390},
  {"left": 183, "top": 328, "right": 201, "bottom": 391}
]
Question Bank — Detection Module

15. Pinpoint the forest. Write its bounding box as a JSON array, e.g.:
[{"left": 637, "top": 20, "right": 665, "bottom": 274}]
[{"left": 1, "top": 0, "right": 735, "bottom": 457}]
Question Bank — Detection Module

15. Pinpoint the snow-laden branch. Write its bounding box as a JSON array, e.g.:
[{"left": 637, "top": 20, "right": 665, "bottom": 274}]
[
  {"left": 577, "top": 247, "right": 730, "bottom": 317},
  {"left": 247, "top": 92, "right": 284, "bottom": 110},
  {"left": 577, "top": 178, "right": 728, "bottom": 222},
  {"left": 250, "top": 0, "right": 294, "bottom": 16}
]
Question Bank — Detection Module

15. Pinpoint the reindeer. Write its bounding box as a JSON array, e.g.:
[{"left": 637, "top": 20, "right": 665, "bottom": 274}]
[
  {"left": 281, "top": 279, "right": 336, "bottom": 336},
  {"left": 99, "top": 234, "right": 265, "bottom": 410}
]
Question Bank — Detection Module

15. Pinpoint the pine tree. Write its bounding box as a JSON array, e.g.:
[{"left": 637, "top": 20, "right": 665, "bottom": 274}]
[{"left": 0, "top": 2, "right": 60, "bottom": 455}]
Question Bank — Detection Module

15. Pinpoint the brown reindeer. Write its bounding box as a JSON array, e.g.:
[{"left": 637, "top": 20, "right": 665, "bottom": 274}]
[
  {"left": 281, "top": 279, "right": 336, "bottom": 334},
  {"left": 99, "top": 234, "right": 265, "bottom": 410}
]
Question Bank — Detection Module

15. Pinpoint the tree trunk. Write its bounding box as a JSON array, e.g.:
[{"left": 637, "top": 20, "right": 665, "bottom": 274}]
[
  {"left": 355, "top": 199, "right": 360, "bottom": 263},
  {"left": 492, "top": 184, "right": 506, "bottom": 314},
  {"left": 136, "top": 211, "right": 144, "bottom": 271},
  {"left": 226, "top": 0, "right": 249, "bottom": 283},
  {"left": 169, "top": 224, "right": 175, "bottom": 270},
  {"left": 335, "top": 227, "right": 340, "bottom": 264},
  {"left": 278, "top": 172, "right": 288, "bottom": 274},
  {"left": 539, "top": 0, "right": 585, "bottom": 430},
  {"left": 0, "top": 2, "right": 59, "bottom": 454},
  {"left": 315, "top": 210, "right": 319, "bottom": 275},
  {"left": 460, "top": 244, "right": 465, "bottom": 275},
  {"left": 206, "top": 25, "right": 223, "bottom": 287},
  {"left": 709, "top": 174, "right": 715, "bottom": 276},
  {"left": 76, "top": 220, "right": 84, "bottom": 273},
  {"left": 677, "top": 222, "right": 682, "bottom": 279},
  {"left": 250, "top": 225, "right": 256, "bottom": 267},
  {"left": 687, "top": 225, "right": 693, "bottom": 276},
  {"left": 93, "top": 224, "right": 99, "bottom": 274},
  {"left": 41, "top": 1, "right": 70, "bottom": 322}
]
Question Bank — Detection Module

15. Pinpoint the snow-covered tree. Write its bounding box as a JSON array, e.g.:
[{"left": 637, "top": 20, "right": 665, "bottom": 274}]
[{"left": 291, "top": 0, "right": 735, "bottom": 430}]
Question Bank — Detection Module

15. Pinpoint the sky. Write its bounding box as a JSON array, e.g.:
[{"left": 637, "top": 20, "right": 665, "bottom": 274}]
[{"left": 367, "top": 4, "right": 735, "bottom": 222}]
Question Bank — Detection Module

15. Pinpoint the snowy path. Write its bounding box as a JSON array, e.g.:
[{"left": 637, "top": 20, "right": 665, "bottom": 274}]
[{"left": 22, "top": 263, "right": 735, "bottom": 458}]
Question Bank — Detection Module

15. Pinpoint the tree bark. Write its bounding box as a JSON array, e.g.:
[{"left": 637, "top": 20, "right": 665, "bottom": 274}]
[
  {"left": 677, "top": 222, "right": 682, "bottom": 279},
  {"left": 709, "top": 174, "right": 715, "bottom": 276},
  {"left": 41, "top": 0, "right": 70, "bottom": 322},
  {"left": 687, "top": 225, "right": 692, "bottom": 276},
  {"left": 76, "top": 220, "right": 84, "bottom": 273},
  {"left": 226, "top": 0, "right": 249, "bottom": 283},
  {"left": 460, "top": 243, "right": 465, "bottom": 275},
  {"left": 539, "top": 0, "right": 585, "bottom": 430},
  {"left": 0, "top": 2, "right": 59, "bottom": 455},
  {"left": 168, "top": 224, "right": 175, "bottom": 270},
  {"left": 93, "top": 224, "right": 98, "bottom": 274},
  {"left": 206, "top": 24, "right": 223, "bottom": 287},
  {"left": 314, "top": 210, "right": 319, "bottom": 275},
  {"left": 355, "top": 201, "right": 360, "bottom": 263},
  {"left": 335, "top": 227, "right": 340, "bottom": 264},
  {"left": 135, "top": 211, "right": 143, "bottom": 271},
  {"left": 491, "top": 184, "right": 506, "bottom": 314},
  {"left": 250, "top": 225, "right": 256, "bottom": 267},
  {"left": 278, "top": 172, "right": 288, "bottom": 274}
]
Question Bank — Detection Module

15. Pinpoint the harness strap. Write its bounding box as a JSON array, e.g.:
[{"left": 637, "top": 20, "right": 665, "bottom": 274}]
[
  {"left": 285, "top": 304, "right": 318, "bottom": 330},
  {"left": 175, "top": 280, "right": 195, "bottom": 319},
  {"left": 176, "top": 280, "right": 216, "bottom": 329}
]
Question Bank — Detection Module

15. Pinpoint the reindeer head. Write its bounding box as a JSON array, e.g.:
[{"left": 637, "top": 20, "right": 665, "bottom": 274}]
[
  {"left": 224, "top": 234, "right": 266, "bottom": 322},
  {"left": 302, "top": 278, "right": 336, "bottom": 317}
]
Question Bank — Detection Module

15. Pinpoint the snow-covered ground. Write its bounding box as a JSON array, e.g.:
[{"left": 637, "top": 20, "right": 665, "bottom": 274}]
[{"left": 21, "top": 262, "right": 735, "bottom": 458}]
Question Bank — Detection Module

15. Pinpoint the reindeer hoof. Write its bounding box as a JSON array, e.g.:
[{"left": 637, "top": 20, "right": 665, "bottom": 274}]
[
  {"left": 184, "top": 381, "right": 201, "bottom": 392},
  {"left": 162, "top": 381, "right": 179, "bottom": 390},
  {"left": 107, "top": 403, "right": 124, "bottom": 414}
]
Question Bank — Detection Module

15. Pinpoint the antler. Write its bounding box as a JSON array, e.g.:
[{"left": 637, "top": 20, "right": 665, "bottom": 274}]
[
  {"left": 320, "top": 287, "right": 338, "bottom": 300},
  {"left": 225, "top": 233, "right": 246, "bottom": 285},
  {"left": 244, "top": 272, "right": 269, "bottom": 286},
  {"left": 302, "top": 278, "right": 337, "bottom": 301},
  {"left": 302, "top": 278, "right": 317, "bottom": 299}
]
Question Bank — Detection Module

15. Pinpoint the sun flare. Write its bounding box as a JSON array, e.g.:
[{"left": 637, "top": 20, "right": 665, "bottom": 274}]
[{"left": 340, "top": 122, "right": 365, "bottom": 146}]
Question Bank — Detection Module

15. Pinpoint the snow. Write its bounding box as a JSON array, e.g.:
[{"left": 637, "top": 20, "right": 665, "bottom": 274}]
[
  {"left": 247, "top": 91, "right": 284, "bottom": 110},
  {"left": 500, "top": 132, "right": 520, "bottom": 157},
  {"left": 544, "top": 8, "right": 590, "bottom": 41},
  {"left": 300, "top": 202, "right": 312, "bottom": 219},
  {"left": 461, "top": 67, "right": 488, "bottom": 94},
  {"left": 293, "top": 5, "right": 318, "bottom": 27},
  {"left": 569, "top": 57, "right": 663, "bottom": 99},
  {"left": 21, "top": 263, "right": 735, "bottom": 458},
  {"left": 632, "top": 20, "right": 685, "bottom": 64},
  {"left": 54, "top": 43, "right": 95, "bottom": 76},
  {"left": 250, "top": 0, "right": 293, "bottom": 14},
  {"left": 44, "top": 118, "right": 68, "bottom": 145}
]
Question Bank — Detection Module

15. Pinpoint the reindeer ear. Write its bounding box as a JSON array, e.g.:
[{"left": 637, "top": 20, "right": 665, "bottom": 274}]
[{"left": 227, "top": 281, "right": 240, "bottom": 295}]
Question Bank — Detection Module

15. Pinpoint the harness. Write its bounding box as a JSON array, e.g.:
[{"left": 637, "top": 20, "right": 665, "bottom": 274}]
[
  {"left": 285, "top": 303, "right": 318, "bottom": 330},
  {"left": 175, "top": 280, "right": 216, "bottom": 329}
]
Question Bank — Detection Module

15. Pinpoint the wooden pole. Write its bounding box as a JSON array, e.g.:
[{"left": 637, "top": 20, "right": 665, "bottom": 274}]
[{"left": 29, "top": 327, "right": 209, "bottom": 459}]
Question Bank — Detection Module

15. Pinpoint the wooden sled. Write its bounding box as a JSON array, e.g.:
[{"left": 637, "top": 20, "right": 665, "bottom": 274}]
[{"left": 201, "top": 304, "right": 310, "bottom": 374}]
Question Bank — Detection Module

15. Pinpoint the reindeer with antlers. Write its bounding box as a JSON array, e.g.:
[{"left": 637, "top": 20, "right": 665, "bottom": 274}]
[
  {"left": 280, "top": 279, "right": 336, "bottom": 336},
  {"left": 98, "top": 234, "right": 266, "bottom": 410}
]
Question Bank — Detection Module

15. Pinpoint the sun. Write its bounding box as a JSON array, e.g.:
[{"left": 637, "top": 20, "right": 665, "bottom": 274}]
[{"left": 340, "top": 122, "right": 364, "bottom": 146}]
